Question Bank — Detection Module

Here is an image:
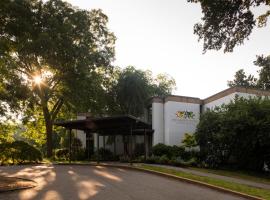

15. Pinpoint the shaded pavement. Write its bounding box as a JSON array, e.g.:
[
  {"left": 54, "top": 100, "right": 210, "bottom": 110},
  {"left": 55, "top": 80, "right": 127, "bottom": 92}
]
[{"left": 0, "top": 164, "right": 246, "bottom": 200}]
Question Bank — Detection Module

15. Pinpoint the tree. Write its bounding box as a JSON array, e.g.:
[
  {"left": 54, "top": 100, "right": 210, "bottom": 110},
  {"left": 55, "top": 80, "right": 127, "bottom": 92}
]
[
  {"left": 256, "top": 55, "right": 270, "bottom": 90},
  {"left": 227, "top": 69, "right": 257, "bottom": 87},
  {"left": 0, "top": 0, "right": 115, "bottom": 157},
  {"left": 110, "top": 66, "right": 176, "bottom": 117},
  {"left": 188, "top": 0, "right": 270, "bottom": 52},
  {"left": 228, "top": 56, "right": 270, "bottom": 90}
]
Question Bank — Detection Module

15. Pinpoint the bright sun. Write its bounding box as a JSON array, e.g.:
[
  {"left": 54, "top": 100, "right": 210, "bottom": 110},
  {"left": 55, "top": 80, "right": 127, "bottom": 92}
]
[{"left": 33, "top": 75, "right": 42, "bottom": 85}]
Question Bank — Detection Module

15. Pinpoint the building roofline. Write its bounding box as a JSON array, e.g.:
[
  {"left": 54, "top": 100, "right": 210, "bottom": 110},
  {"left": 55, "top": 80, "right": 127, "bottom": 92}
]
[
  {"left": 151, "top": 95, "right": 202, "bottom": 104},
  {"left": 203, "top": 86, "right": 270, "bottom": 104},
  {"left": 150, "top": 86, "right": 270, "bottom": 105}
]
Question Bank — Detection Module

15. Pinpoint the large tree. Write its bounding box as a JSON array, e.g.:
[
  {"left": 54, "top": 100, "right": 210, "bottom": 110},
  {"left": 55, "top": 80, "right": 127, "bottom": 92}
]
[
  {"left": 256, "top": 55, "right": 270, "bottom": 90},
  {"left": 228, "top": 56, "right": 270, "bottom": 89},
  {"left": 188, "top": 0, "right": 270, "bottom": 53},
  {"left": 227, "top": 69, "right": 257, "bottom": 87},
  {"left": 0, "top": 0, "right": 115, "bottom": 157},
  {"left": 108, "top": 66, "right": 176, "bottom": 117}
]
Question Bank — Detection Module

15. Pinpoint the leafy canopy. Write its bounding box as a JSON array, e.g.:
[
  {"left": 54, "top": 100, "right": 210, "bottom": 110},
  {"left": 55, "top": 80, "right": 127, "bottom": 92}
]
[
  {"left": 228, "top": 55, "right": 270, "bottom": 89},
  {"left": 109, "top": 66, "right": 176, "bottom": 117},
  {"left": 188, "top": 0, "right": 270, "bottom": 52}
]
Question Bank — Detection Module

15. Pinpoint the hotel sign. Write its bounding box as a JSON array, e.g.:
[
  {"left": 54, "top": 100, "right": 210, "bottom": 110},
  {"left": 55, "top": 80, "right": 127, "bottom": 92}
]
[{"left": 175, "top": 111, "right": 195, "bottom": 120}]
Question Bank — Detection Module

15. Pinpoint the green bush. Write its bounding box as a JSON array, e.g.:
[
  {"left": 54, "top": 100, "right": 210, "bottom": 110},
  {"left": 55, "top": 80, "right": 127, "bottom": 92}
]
[
  {"left": 72, "top": 148, "right": 86, "bottom": 161},
  {"left": 0, "top": 141, "right": 42, "bottom": 165},
  {"left": 93, "top": 148, "right": 114, "bottom": 161},
  {"left": 145, "top": 155, "right": 160, "bottom": 164},
  {"left": 152, "top": 143, "right": 187, "bottom": 159},
  {"left": 159, "top": 155, "right": 170, "bottom": 164},
  {"left": 55, "top": 148, "right": 69, "bottom": 160},
  {"left": 152, "top": 143, "right": 172, "bottom": 157},
  {"left": 196, "top": 97, "right": 270, "bottom": 171}
]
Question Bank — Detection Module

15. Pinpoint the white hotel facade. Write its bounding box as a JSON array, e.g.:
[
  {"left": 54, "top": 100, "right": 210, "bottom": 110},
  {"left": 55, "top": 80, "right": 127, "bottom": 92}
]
[{"left": 149, "top": 86, "right": 270, "bottom": 146}]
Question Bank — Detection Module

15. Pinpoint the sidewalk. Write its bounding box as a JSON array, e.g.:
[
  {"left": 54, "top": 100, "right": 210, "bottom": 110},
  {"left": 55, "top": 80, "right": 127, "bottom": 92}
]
[{"left": 143, "top": 164, "right": 270, "bottom": 190}]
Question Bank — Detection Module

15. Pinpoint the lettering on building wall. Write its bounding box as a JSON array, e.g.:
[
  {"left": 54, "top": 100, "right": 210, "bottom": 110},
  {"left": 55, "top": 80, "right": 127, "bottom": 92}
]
[{"left": 175, "top": 111, "right": 195, "bottom": 120}]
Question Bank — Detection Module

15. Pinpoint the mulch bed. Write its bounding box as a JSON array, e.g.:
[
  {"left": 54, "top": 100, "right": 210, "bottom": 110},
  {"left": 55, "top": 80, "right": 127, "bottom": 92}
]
[{"left": 0, "top": 176, "right": 36, "bottom": 192}]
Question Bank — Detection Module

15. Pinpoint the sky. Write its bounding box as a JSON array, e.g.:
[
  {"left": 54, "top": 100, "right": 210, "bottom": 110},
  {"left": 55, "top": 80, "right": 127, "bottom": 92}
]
[{"left": 66, "top": 0, "right": 270, "bottom": 99}]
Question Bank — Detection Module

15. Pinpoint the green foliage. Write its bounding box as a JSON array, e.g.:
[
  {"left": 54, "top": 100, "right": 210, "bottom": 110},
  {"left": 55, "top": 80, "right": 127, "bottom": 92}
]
[
  {"left": 95, "top": 148, "right": 114, "bottom": 161},
  {"left": 159, "top": 155, "right": 170, "bottom": 164},
  {"left": 0, "top": 123, "right": 16, "bottom": 143},
  {"left": 152, "top": 143, "right": 187, "bottom": 160},
  {"left": 152, "top": 143, "right": 173, "bottom": 158},
  {"left": 188, "top": 0, "right": 269, "bottom": 52},
  {"left": 108, "top": 66, "right": 176, "bottom": 117},
  {"left": 227, "top": 69, "right": 257, "bottom": 88},
  {"left": 54, "top": 137, "right": 86, "bottom": 161},
  {"left": 182, "top": 133, "right": 197, "bottom": 149},
  {"left": 0, "top": 141, "right": 42, "bottom": 165},
  {"left": 256, "top": 55, "right": 270, "bottom": 90},
  {"left": 196, "top": 97, "right": 270, "bottom": 171},
  {"left": 55, "top": 148, "right": 69, "bottom": 160}
]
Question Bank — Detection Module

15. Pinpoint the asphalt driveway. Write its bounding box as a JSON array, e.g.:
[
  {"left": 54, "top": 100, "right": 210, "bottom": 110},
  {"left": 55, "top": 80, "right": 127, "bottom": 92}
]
[{"left": 0, "top": 165, "right": 246, "bottom": 200}]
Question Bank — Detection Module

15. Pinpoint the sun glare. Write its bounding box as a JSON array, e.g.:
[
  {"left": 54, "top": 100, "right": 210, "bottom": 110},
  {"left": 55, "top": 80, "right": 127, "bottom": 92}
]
[{"left": 33, "top": 75, "right": 42, "bottom": 85}]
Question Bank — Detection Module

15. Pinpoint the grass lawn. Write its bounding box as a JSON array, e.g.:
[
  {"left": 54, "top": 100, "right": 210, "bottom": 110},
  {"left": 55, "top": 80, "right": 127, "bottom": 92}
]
[
  {"left": 189, "top": 167, "right": 270, "bottom": 185},
  {"left": 0, "top": 176, "right": 36, "bottom": 192},
  {"left": 139, "top": 165, "right": 270, "bottom": 200}
]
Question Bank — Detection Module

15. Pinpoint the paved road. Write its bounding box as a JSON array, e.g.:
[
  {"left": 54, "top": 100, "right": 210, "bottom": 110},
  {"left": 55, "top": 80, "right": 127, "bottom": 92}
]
[{"left": 0, "top": 165, "right": 246, "bottom": 200}]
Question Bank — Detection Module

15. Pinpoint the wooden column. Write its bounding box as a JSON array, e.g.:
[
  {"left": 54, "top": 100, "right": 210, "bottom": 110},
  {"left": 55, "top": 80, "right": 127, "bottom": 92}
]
[
  {"left": 144, "top": 128, "right": 147, "bottom": 161},
  {"left": 129, "top": 125, "right": 133, "bottom": 165},
  {"left": 97, "top": 133, "right": 100, "bottom": 164},
  {"left": 69, "top": 128, "right": 72, "bottom": 163},
  {"left": 114, "top": 135, "right": 116, "bottom": 157}
]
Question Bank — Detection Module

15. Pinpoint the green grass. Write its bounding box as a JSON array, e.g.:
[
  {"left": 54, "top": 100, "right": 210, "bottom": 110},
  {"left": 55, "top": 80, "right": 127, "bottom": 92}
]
[
  {"left": 189, "top": 167, "right": 270, "bottom": 185},
  {"left": 139, "top": 165, "right": 270, "bottom": 200}
]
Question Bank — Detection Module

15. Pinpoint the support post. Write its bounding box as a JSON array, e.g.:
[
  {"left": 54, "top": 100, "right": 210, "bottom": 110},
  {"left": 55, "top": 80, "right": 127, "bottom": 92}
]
[
  {"left": 103, "top": 135, "right": 106, "bottom": 149},
  {"left": 69, "top": 128, "right": 72, "bottom": 163},
  {"left": 144, "top": 128, "right": 147, "bottom": 161},
  {"left": 97, "top": 133, "right": 100, "bottom": 164},
  {"left": 114, "top": 135, "right": 116, "bottom": 157},
  {"left": 129, "top": 125, "right": 133, "bottom": 165}
]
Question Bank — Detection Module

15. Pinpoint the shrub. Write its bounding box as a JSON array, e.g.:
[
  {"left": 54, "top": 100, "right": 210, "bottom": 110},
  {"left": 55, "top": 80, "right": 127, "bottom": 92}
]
[
  {"left": 145, "top": 155, "right": 160, "bottom": 164},
  {"left": 96, "top": 148, "right": 114, "bottom": 161},
  {"left": 196, "top": 97, "right": 270, "bottom": 171},
  {"left": 72, "top": 148, "right": 86, "bottom": 161},
  {"left": 55, "top": 148, "right": 69, "bottom": 160},
  {"left": 152, "top": 143, "right": 186, "bottom": 159},
  {"left": 159, "top": 155, "right": 169, "bottom": 164},
  {"left": 152, "top": 143, "right": 172, "bottom": 157},
  {"left": 0, "top": 141, "right": 42, "bottom": 164}
]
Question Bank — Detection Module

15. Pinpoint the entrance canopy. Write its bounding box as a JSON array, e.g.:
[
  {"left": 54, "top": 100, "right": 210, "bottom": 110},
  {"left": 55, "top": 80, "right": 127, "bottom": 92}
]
[
  {"left": 55, "top": 115, "right": 153, "bottom": 135},
  {"left": 55, "top": 115, "right": 153, "bottom": 164}
]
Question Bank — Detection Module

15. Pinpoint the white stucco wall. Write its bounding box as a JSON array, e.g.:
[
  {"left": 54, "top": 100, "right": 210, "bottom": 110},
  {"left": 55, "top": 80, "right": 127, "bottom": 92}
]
[
  {"left": 203, "top": 92, "right": 259, "bottom": 111},
  {"left": 164, "top": 101, "right": 200, "bottom": 146},
  {"left": 203, "top": 92, "right": 237, "bottom": 111},
  {"left": 152, "top": 102, "right": 164, "bottom": 145}
]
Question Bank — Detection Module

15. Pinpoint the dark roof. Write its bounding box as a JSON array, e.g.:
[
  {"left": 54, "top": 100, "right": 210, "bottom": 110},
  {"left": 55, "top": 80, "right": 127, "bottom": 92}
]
[{"left": 54, "top": 115, "right": 153, "bottom": 135}]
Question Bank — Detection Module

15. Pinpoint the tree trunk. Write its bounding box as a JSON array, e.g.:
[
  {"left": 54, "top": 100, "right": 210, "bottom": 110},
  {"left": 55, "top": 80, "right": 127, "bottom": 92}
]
[{"left": 45, "top": 120, "right": 53, "bottom": 158}]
